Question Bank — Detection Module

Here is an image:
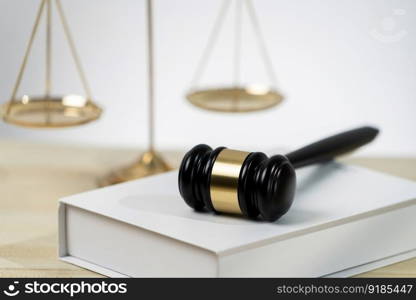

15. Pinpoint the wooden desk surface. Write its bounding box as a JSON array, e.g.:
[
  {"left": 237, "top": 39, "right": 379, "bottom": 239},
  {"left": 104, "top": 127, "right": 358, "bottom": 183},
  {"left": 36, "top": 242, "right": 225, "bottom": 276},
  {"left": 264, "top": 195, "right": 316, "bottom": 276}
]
[{"left": 0, "top": 140, "right": 415, "bottom": 278}]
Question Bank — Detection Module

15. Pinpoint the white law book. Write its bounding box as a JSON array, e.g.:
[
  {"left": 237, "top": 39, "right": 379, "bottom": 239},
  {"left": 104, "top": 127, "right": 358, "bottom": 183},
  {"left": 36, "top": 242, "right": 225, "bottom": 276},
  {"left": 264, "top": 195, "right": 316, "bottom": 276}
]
[{"left": 58, "top": 162, "right": 416, "bottom": 277}]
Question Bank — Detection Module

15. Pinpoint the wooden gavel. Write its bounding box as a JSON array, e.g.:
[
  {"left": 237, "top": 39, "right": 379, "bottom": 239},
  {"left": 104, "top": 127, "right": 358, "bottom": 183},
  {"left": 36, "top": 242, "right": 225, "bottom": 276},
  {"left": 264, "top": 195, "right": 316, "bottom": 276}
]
[{"left": 178, "top": 126, "right": 379, "bottom": 222}]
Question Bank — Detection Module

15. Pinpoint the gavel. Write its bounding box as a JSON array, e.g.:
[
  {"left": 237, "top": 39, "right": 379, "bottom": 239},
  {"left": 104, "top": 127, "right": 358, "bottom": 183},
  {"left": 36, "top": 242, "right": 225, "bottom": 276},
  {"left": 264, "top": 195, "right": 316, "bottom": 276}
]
[{"left": 178, "top": 126, "right": 379, "bottom": 222}]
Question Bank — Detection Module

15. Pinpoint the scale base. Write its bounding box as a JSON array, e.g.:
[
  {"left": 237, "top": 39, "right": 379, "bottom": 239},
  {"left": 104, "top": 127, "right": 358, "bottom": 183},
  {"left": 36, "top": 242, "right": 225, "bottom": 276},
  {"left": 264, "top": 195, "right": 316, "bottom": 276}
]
[{"left": 99, "top": 150, "right": 172, "bottom": 186}]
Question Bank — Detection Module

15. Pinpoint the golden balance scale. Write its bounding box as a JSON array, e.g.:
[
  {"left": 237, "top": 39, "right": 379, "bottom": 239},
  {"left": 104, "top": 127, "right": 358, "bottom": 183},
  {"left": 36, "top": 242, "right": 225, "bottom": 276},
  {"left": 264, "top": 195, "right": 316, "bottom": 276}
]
[{"left": 2, "top": 0, "right": 284, "bottom": 185}]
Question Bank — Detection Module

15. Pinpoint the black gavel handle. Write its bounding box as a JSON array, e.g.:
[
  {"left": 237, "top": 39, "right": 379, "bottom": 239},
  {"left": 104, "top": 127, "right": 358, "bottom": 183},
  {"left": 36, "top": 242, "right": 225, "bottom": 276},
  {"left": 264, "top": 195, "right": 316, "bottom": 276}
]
[{"left": 285, "top": 126, "right": 379, "bottom": 169}]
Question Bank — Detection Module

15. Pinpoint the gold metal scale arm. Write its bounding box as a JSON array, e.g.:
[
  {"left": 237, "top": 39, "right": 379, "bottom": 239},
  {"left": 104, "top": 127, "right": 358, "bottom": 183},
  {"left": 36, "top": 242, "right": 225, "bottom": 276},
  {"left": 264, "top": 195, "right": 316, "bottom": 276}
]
[{"left": 98, "top": 0, "right": 171, "bottom": 186}]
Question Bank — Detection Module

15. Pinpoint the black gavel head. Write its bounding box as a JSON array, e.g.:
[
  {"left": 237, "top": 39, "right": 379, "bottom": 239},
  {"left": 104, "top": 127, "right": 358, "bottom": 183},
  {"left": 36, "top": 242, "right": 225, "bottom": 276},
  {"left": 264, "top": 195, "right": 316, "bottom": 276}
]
[{"left": 178, "top": 144, "right": 296, "bottom": 222}]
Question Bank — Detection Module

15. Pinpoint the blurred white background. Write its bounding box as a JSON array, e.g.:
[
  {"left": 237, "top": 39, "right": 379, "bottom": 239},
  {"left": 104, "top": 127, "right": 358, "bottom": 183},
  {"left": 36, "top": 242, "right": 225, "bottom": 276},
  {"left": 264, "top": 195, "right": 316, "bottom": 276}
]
[{"left": 0, "top": 0, "right": 415, "bottom": 155}]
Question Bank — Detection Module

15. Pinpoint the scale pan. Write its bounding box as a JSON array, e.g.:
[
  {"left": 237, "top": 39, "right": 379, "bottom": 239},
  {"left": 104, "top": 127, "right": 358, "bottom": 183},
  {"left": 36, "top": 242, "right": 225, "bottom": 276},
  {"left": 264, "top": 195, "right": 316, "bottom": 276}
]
[
  {"left": 186, "top": 86, "right": 283, "bottom": 112},
  {"left": 1, "top": 95, "right": 102, "bottom": 128}
]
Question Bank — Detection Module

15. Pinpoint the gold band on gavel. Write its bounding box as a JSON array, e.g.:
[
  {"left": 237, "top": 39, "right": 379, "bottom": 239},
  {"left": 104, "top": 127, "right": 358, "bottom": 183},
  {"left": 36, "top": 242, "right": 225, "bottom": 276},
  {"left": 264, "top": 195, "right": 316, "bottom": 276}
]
[{"left": 210, "top": 149, "right": 250, "bottom": 214}]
